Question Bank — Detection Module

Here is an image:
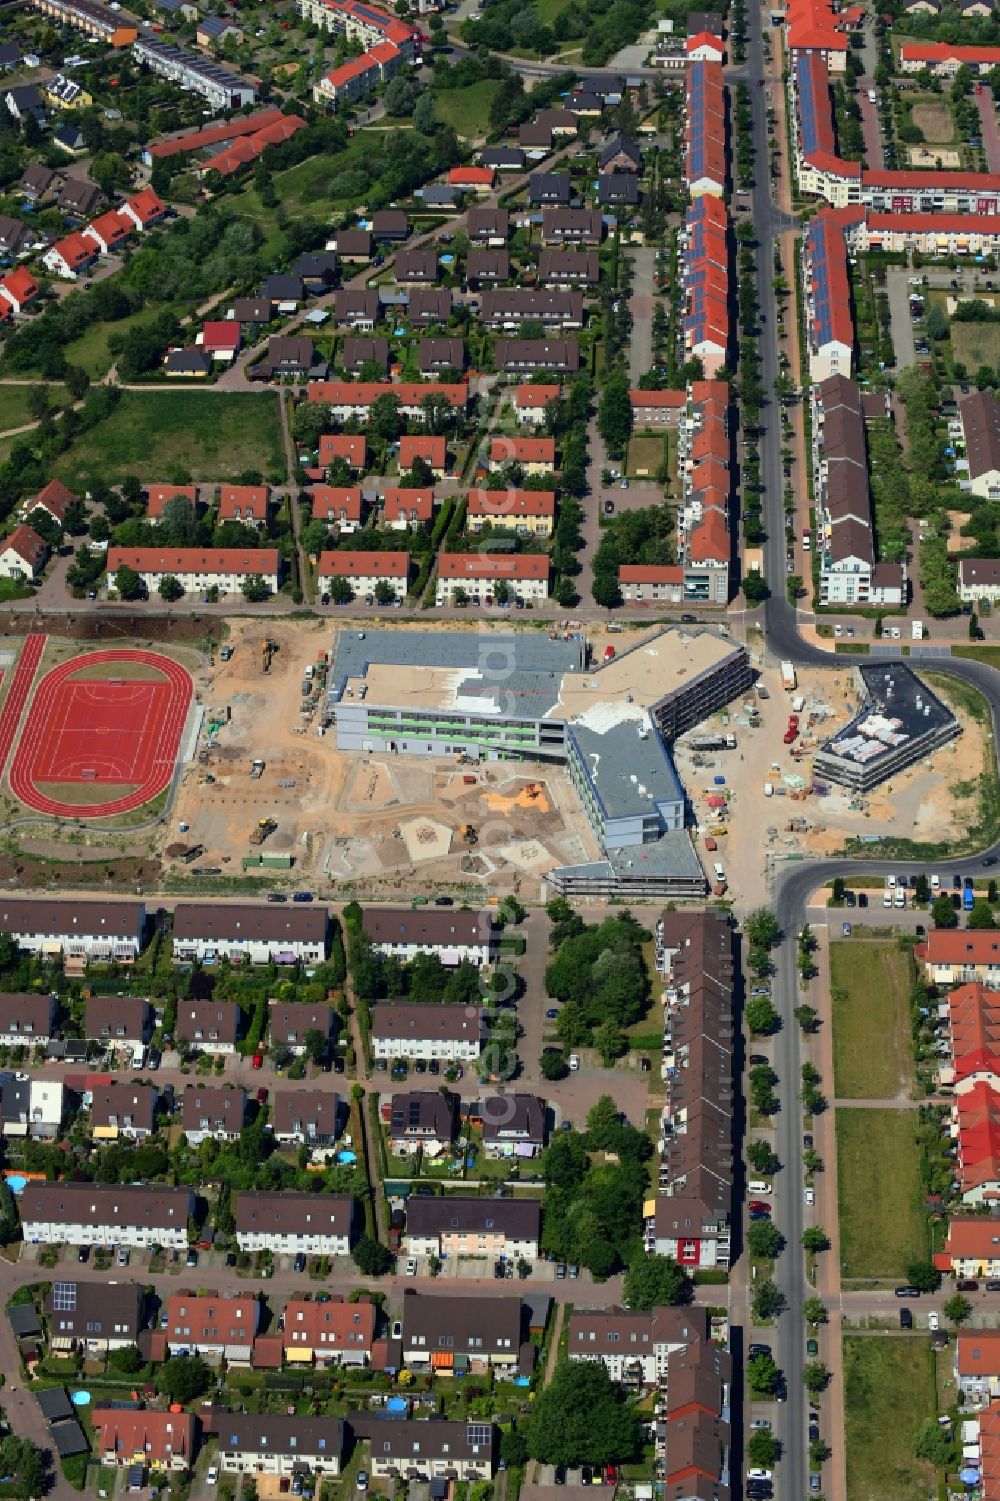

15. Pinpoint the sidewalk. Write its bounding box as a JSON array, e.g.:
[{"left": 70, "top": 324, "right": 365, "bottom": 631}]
[{"left": 808, "top": 923, "right": 847, "bottom": 1501}]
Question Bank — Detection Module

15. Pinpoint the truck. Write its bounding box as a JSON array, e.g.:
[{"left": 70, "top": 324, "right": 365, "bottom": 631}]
[
  {"left": 220, "top": 645, "right": 233, "bottom": 662},
  {"left": 964, "top": 885, "right": 976, "bottom": 911},
  {"left": 912, "top": 619, "right": 924, "bottom": 641},
  {"left": 250, "top": 759, "right": 265, "bottom": 779},
  {"left": 690, "top": 733, "right": 738, "bottom": 751},
  {"left": 781, "top": 662, "right": 797, "bottom": 692}
]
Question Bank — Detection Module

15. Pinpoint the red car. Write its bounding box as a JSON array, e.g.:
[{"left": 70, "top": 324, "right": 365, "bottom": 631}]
[
  {"left": 252, "top": 1052, "right": 264, "bottom": 1070},
  {"left": 748, "top": 1200, "right": 771, "bottom": 1214},
  {"left": 256, "top": 1087, "right": 268, "bottom": 1104}
]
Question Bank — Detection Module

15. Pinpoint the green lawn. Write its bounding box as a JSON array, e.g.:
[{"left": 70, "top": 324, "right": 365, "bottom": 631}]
[
  {"left": 228, "top": 133, "right": 386, "bottom": 253},
  {"left": 0, "top": 383, "right": 68, "bottom": 433},
  {"left": 844, "top": 1336, "right": 938, "bottom": 1501},
  {"left": 64, "top": 306, "right": 180, "bottom": 380},
  {"left": 837, "top": 1109, "right": 925, "bottom": 1279},
  {"left": 53, "top": 391, "right": 286, "bottom": 487},
  {"left": 953, "top": 645, "right": 1000, "bottom": 671},
  {"left": 951, "top": 318, "right": 1000, "bottom": 375},
  {"left": 625, "top": 433, "right": 666, "bottom": 479},
  {"left": 830, "top": 939, "right": 914, "bottom": 1099},
  {"left": 433, "top": 81, "right": 503, "bottom": 139}
]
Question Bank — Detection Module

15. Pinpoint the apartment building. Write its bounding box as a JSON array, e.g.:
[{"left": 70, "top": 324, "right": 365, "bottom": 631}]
[
  {"left": 435, "top": 553, "right": 550, "bottom": 606},
  {"left": 479, "top": 289, "right": 584, "bottom": 331},
  {"left": 513, "top": 385, "right": 562, "bottom": 424},
  {"left": 271, "top": 1089, "right": 341, "bottom": 1150},
  {"left": 802, "top": 207, "right": 854, "bottom": 381},
  {"left": 401, "top": 1291, "right": 524, "bottom": 1372},
  {"left": 0, "top": 899, "right": 146, "bottom": 963},
  {"left": 282, "top": 1296, "right": 375, "bottom": 1365},
  {"left": 181, "top": 1084, "right": 246, "bottom": 1145},
  {"left": 0, "top": 993, "right": 56, "bottom": 1047},
  {"left": 172, "top": 903, "right": 328, "bottom": 966},
  {"left": 175, "top": 1000, "right": 240, "bottom": 1055},
  {"left": 317, "top": 550, "right": 410, "bottom": 601},
  {"left": 487, "top": 437, "right": 556, "bottom": 474},
  {"left": 358, "top": 1419, "right": 495, "bottom": 1482},
  {"left": 93, "top": 1410, "right": 196, "bottom": 1472},
  {"left": 684, "top": 60, "right": 726, "bottom": 197},
  {"left": 371, "top": 1003, "right": 483, "bottom": 1063},
  {"left": 466, "top": 489, "right": 555, "bottom": 537},
  {"left": 216, "top": 1414, "right": 344, "bottom": 1477},
  {"left": 20, "top": 1182, "right": 194, "bottom": 1248},
  {"left": 0, "top": 1077, "right": 63, "bottom": 1139},
  {"left": 166, "top": 1293, "right": 259, "bottom": 1361},
  {"left": 936, "top": 1219, "right": 1000, "bottom": 1280},
  {"left": 234, "top": 1192, "right": 354, "bottom": 1255},
  {"left": 403, "top": 1196, "right": 540, "bottom": 1262},
  {"left": 84, "top": 996, "right": 153, "bottom": 1047},
  {"left": 47, "top": 1280, "right": 145, "bottom": 1353},
  {"left": 25, "top": 0, "right": 137, "bottom": 44},
  {"left": 362, "top": 907, "right": 497, "bottom": 965},
  {"left": 568, "top": 1305, "right": 706, "bottom": 1387},
  {"left": 681, "top": 195, "right": 730, "bottom": 380},
  {"left": 961, "top": 390, "right": 1000, "bottom": 501},
  {"left": 308, "top": 382, "right": 467, "bottom": 422},
  {"left": 132, "top": 37, "right": 257, "bottom": 109},
  {"left": 618, "top": 564, "right": 684, "bottom": 603},
  {"left": 106, "top": 547, "right": 280, "bottom": 597},
  {"left": 90, "top": 1082, "right": 158, "bottom": 1140}
]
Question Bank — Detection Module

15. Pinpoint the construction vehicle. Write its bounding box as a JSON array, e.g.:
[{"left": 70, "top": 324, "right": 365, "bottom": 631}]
[
  {"left": 460, "top": 824, "right": 478, "bottom": 845},
  {"left": 525, "top": 783, "right": 541, "bottom": 799},
  {"left": 249, "top": 818, "right": 277, "bottom": 846},
  {"left": 261, "top": 638, "right": 275, "bottom": 673},
  {"left": 250, "top": 759, "right": 265, "bottom": 779},
  {"left": 220, "top": 645, "right": 233, "bottom": 662}
]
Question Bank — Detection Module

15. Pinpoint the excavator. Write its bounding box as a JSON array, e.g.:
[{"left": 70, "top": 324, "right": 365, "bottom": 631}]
[{"left": 249, "top": 818, "right": 277, "bottom": 846}]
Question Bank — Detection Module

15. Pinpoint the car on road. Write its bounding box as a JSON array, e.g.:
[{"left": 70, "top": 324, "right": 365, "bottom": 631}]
[
  {"left": 556, "top": 1263, "right": 566, "bottom": 1279},
  {"left": 805, "top": 1187, "right": 815, "bottom": 1206},
  {"left": 356, "top": 1473, "right": 368, "bottom": 1493},
  {"left": 986, "top": 1280, "right": 1000, "bottom": 1292},
  {"left": 267, "top": 892, "right": 287, "bottom": 903},
  {"left": 750, "top": 986, "right": 772, "bottom": 998},
  {"left": 186, "top": 1249, "right": 198, "bottom": 1268},
  {"left": 809, "top": 1475, "right": 822, "bottom": 1493},
  {"left": 256, "top": 1087, "right": 268, "bottom": 1105},
  {"left": 749, "top": 1054, "right": 769, "bottom": 1065},
  {"left": 845, "top": 890, "right": 856, "bottom": 907},
  {"left": 117, "top": 1247, "right": 129, "bottom": 1267},
  {"left": 404, "top": 1258, "right": 418, "bottom": 1276},
  {"left": 842, "top": 921, "right": 852, "bottom": 937},
  {"left": 900, "top": 1307, "right": 913, "bottom": 1329},
  {"left": 747, "top": 1470, "right": 772, "bottom": 1483},
  {"left": 804, "top": 1133, "right": 813, "bottom": 1148},
  {"left": 77, "top": 1246, "right": 89, "bottom": 1262},
  {"left": 929, "top": 1310, "right": 940, "bottom": 1330},
  {"left": 748, "top": 1200, "right": 771, "bottom": 1213},
  {"left": 293, "top": 1253, "right": 306, "bottom": 1273},
  {"left": 580, "top": 1467, "right": 592, "bottom": 1486},
  {"left": 895, "top": 1286, "right": 921, "bottom": 1297},
  {"left": 957, "top": 1279, "right": 979, "bottom": 1292},
  {"left": 749, "top": 1343, "right": 771, "bottom": 1358},
  {"left": 749, "top": 1209, "right": 770, "bottom": 1221},
  {"left": 553, "top": 1468, "right": 566, "bottom": 1486},
  {"left": 293, "top": 891, "right": 314, "bottom": 902},
  {"left": 807, "top": 1338, "right": 819, "bottom": 1356},
  {"left": 749, "top": 1419, "right": 772, "bottom": 1431},
  {"left": 434, "top": 896, "right": 454, "bottom": 906},
  {"left": 546, "top": 1008, "right": 559, "bottom": 1019},
  {"left": 252, "top": 1052, "right": 264, "bottom": 1069},
  {"left": 681, "top": 613, "right": 698, "bottom": 623},
  {"left": 965, "top": 876, "right": 975, "bottom": 890},
  {"left": 985, "top": 857, "right": 998, "bottom": 867},
  {"left": 808, "top": 1419, "right": 820, "bottom": 1442}
]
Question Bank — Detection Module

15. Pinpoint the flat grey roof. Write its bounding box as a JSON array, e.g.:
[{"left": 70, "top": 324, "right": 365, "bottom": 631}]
[
  {"left": 329, "top": 628, "right": 585, "bottom": 720},
  {"left": 819, "top": 662, "right": 957, "bottom": 767},
  {"left": 551, "top": 830, "right": 705, "bottom": 884},
  {"left": 569, "top": 719, "right": 684, "bottom": 819}
]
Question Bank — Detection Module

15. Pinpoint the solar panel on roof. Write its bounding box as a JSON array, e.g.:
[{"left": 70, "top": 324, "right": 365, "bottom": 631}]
[{"left": 52, "top": 1282, "right": 76, "bottom": 1311}]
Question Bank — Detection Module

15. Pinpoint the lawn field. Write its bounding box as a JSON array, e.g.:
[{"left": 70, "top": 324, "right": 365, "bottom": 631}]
[
  {"left": 829, "top": 939, "right": 914, "bottom": 1099},
  {"left": 52, "top": 391, "right": 286, "bottom": 487},
  {"left": 837, "top": 1108, "right": 925, "bottom": 1278},
  {"left": 229, "top": 133, "right": 386, "bottom": 251},
  {"left": 951, "top": 319, "right": 1000, "bottom": 375},
  {"left": 0, "top": 384, "right": 68, "bottom": 433},
  {"left": 626, "top": 433, "right": 666, "bottom": 477},
  {"left": 910, "top": 99, "right": 955, "bottom": 144},
  {"left": 844, "top": 1336, "right": 937, "bottom": 1501},
  {"left": 433, "top": 81, "right": 503, "bottom": 139},
  {"left": 64, "top": 306, "right": 179, "bottom": 380}
]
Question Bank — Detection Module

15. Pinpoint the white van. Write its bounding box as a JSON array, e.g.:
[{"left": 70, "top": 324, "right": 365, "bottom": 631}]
[
  {"left": 931, "top": 874, "right": 941, "bottom": 889},
  {"left": 713, "top": 862, "right": 726, "bottom": 883},
  {"left": 895, "top": 888, "right": 905, "bottom": 907},
  {"left": 883, "top": 890, "right": 893, "bottom": 907},
  {"left": 748, "top": 1180, "right": 772, "bottom": 1195}
]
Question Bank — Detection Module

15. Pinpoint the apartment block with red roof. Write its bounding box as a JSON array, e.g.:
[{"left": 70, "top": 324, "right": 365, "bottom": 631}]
[
  {"left": 92, "top": 1409, "right": 197, "bottom": 1471},
  {"left": 513, "top": 384, "right": 562, "bottom": 425},
  {"left": 42, "top": 231, "right": 97, "bottom": 279},
  {"left": 436, "top": 553, "right": 549, "bottom": 607},
  {"left": 957, "top": 1330, "right": 1000, "bottom": 1405},
  {"left": 466, "top": 489, "right": 555, "bottom": 538},
  {"left": 398, "top": 434, "right": 446, "bottom": 476},
  {"left": 0, "top": 524, "right": 48, "bottom": 581},
  {"left": 309, "top": 486, "right": 363, "bottom": 533},
  {"left": 900, "top": 41, "right": 1000, "bottom": 75},
  {"left": 82, "top": 209, "right": 133, "bottom": 256},
  {"left": 675, "top": 380, "right": 731, "bottom": 605},
  {"left": 684, "top": 60, "right": 726, "bottom": 198},
  {"left": 148, "top": 485, "right": 199, "bottom": 523},
  {"left": 283, "top": 1295, "right": 376, "bottom": 1366},
  {"left": 630, "top": 389, "right": 686, "bottom": 428},
  {"left": 488, "top": 436, "right": 556, "bottom": 474},
  {"left": 165, "top": 1292, "right": 259, "bottom": 1362},
  {"left": 307, "top": 382, "right": 468, "bottom": 422},
  {"left": 952, "top": 1081, "right": 1000, "bottom": 1205},
  {"left": 802, "top": 208, "right": 855, "bottom": 382},
  {"left": 318, "top": 551, "right": 410, "bottom": 601},
  {"left": 0, "top": 269, "right": 38, "bottom": 315},
  {"left": 935, "top": 1218, "right": 1000, "bottom": 1279},
  {"left": 106, "top": 548, "right": 280, "bottom": 597},
  {"left": 319, "top": 434, "right": 367, "bottom": 472},
  {"left": 381, "top": 487, "right": 434, "bottom": 530},
  {"left": 120, "top": 188, "right": 168, "bottom": 231},
  {"left": 218, "top": 485, "right": 270, "bottom": 528},
  {"left": 785, "top": 0, "right": 850, "bottom": 69},
  {"left": 619, "top": 564, "right": 684, "bottom": 603},
  {"left": 29, "top": 478, "right": 77, "bottom": 527},
  {"left": 921, "top": 931, "right": 1000, "bottom": 988},
  {"left": 942, "top": 982, "right": 1000, "bottom": 1095}
]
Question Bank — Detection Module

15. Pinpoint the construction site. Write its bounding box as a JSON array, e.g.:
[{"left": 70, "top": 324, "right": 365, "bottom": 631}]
[{"left": 162, "top": 617, "right": 598, "bottom": 900}]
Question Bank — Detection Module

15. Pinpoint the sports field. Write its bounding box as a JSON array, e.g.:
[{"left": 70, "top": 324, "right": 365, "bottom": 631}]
[{"left": 10, "top": 649, "right": 192, "bottom": 819}]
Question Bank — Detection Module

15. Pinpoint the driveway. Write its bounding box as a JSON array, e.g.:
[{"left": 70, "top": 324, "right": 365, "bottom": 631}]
[
  {"left": 977, "top": 86, "right": 1000, "bottom": 173},
  {"left": 884, "top": 267, "right": 917, "bottom": 370}
]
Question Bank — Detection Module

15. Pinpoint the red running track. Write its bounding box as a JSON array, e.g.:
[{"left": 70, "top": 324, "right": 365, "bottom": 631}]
[
  {"left": 0, "top": 633, "right": 45, "bottom": 783},
  {"left": 10, "top": 649, "right": 192, "bottom": 819}
]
